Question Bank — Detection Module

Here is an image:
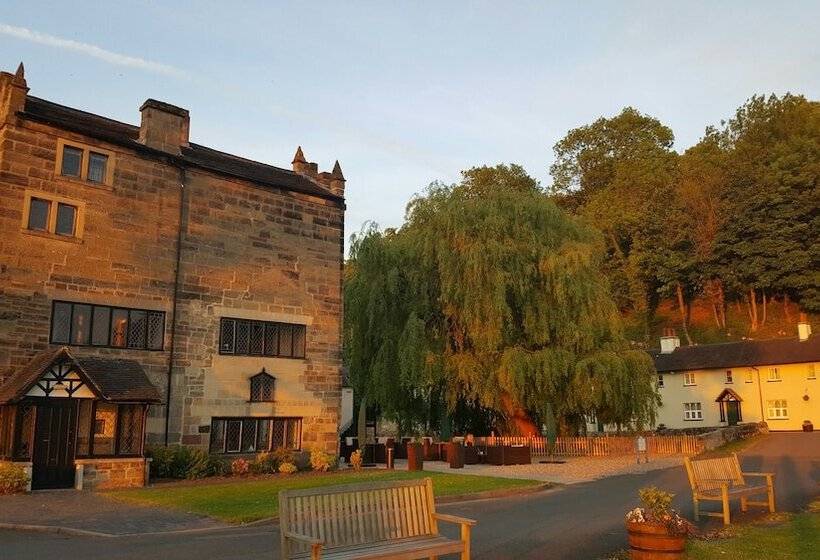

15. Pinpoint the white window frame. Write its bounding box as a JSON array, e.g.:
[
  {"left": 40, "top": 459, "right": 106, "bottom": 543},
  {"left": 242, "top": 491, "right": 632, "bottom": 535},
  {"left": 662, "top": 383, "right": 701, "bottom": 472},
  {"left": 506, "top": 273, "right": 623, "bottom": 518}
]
[
  {"left": 657, "top": 374, "right": 664, "bottom": 388},
  {"left": 766, "top": 400, "right": 788, "bottom": 420},
  {"left": 683, "top": 402, "right": 703, "bottom": 421},
  {"left": 683, "top": 371, "right": 696, "bottom": 386},
  {"left": 725, "top": 370, "right": 733, "bottom": 384},
  {"left": 745, "top": 370, "right": 754, "bottom": 383},
  {"left": 808, "top": 364, "right": 816, "bottom": 380},
  {"left": 767, "top": 367, "right": 781, "bottom": 382}
]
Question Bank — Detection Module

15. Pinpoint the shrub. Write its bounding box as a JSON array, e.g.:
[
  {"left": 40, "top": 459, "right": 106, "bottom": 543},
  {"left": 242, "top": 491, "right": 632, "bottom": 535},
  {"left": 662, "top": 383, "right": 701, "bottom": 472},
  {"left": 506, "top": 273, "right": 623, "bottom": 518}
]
[
  {"left": 271, "top": 447, "right": 294, "bottom": 467},
  {"left": 146, "top": 445, "right": 225, "bottom": 479},
  {"left": 231, "top": 458, "right": 250, "bottom": 476},
  {"left": 279, "top": 462, "right": 297, "bottom": 475},
  {"left": 310, "top": 448, "right": 332, "bottom": 472},
  {"left": 350, "top": 449, "right": 363, "bottom": 471},
  {"left": 250, "top": 452, "right": 277, "bottom": 474},
  {"left": 0, "top": 462, "right": 29, "bottom": 494}
]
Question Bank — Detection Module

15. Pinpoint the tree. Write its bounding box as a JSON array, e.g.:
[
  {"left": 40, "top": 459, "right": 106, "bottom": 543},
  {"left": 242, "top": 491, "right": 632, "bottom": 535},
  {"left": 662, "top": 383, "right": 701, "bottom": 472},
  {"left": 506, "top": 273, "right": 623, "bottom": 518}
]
[
  {"left": 344, "top": 164, "right": 659, "bottom": 435},
  {"left": 550, "top": 108, "right": 679, "bottom": 327}
]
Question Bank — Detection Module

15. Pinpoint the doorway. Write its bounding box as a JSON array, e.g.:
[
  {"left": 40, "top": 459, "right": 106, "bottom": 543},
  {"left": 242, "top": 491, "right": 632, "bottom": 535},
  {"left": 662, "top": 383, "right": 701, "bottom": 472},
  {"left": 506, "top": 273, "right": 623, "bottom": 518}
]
[
  {"left": 31, "top": 399, "right": 77, "bottom": 490},
  {"left": 726, "top": 401, "right": 741, "bottom": 426}
]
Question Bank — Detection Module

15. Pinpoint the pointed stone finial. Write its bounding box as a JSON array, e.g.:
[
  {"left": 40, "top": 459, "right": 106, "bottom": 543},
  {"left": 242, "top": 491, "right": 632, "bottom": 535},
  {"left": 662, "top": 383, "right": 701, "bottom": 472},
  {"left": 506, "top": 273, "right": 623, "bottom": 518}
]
[
  {"left": 331, "top": 160, "right": 345, "bottom": 181},
  {"left": 11, "top": 62, "right": 26, "bottom": 86},
  {"left": 292, "top": 146, "right": 306, "bottom": 164}
]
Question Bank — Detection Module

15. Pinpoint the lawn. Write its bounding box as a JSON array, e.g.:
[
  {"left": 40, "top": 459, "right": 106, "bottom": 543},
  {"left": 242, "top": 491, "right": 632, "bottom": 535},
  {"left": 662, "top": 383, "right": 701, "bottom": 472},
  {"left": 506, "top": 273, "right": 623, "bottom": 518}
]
[
  {"left": 685, "top": 499, "right": 820, "bottom": 560},
  {"left": 698, "top": 434, "right": 765, "bottom": 459},
  {"left": 109, "top": 470, "right": 542, "bottom": 523}
]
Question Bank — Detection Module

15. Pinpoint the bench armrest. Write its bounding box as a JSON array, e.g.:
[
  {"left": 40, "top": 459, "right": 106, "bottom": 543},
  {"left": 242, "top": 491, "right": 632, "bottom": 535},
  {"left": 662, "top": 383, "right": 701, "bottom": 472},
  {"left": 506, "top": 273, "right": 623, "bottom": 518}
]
[
  {"left": 284, "top": 531, "right": 324, "bottom": 546},
  {"left": 741, "top": 472, "right": 775, "bottom": 478},
  {"left": 434, "top": 513, "right": 477, "bottom": 526}
]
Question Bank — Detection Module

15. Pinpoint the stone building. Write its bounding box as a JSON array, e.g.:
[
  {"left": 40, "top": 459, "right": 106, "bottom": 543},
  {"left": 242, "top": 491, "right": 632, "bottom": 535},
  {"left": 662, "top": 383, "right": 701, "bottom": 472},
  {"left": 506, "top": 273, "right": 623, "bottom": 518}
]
[{"left": 0, "top": 64, "right": 346, "bottom": 489}]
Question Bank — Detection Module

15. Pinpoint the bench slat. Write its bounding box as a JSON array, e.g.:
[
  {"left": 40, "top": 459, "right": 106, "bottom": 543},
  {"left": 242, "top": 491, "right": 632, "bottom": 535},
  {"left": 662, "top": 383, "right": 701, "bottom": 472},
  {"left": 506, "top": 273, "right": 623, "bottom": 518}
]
[{"left": 291, "top": 536, "right": 464, "bottom": 560}]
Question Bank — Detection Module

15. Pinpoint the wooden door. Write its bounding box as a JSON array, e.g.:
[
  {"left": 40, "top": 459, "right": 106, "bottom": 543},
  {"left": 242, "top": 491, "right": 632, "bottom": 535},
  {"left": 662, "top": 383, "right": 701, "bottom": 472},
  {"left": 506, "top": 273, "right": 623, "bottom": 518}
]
[
  {"left": 32, "top": 400, "right": 77, "bottom": 489},
  {"left": 726, "top": 401, "right": 740, "bottom": 426}
]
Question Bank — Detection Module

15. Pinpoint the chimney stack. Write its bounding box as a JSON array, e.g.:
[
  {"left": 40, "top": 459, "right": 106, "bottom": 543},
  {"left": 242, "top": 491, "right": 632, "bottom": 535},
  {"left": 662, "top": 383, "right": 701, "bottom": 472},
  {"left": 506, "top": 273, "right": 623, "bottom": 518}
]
[
  {"left": 138, "top": 99, "right": 189, "bottom": 154},
  {"left": 0, "top": 62, "right": 28, "bottom": 125},
  {"left": 292, "top": 146, "right": 310, "bottom": 174},
  {"left": 659, "top": 328, "right": 681, "bottom": 354},
  {"left": 798, "top": 313, "right": 812, "bottom": 342},
  {"left": 292, "top": 147, "right": 344, "bottom": 197}
]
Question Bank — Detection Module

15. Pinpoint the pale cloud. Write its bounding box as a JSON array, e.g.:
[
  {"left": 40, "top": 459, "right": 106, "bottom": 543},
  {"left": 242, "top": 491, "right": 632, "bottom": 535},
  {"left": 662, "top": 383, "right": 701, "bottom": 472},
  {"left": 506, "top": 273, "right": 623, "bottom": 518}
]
[{"left": 0, "top": 23, "right": 187, "bottom": 78}]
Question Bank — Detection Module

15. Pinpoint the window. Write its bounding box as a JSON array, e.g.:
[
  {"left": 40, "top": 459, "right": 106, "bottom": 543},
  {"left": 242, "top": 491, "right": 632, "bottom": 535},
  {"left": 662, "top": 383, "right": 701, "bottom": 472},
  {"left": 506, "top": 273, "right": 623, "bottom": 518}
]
[
  {"left": 219, "top": 318, "right": 307, "bottom": 358},
  {"left": 50, "top": 301, "right": 165, "bottom": 350},
  {"left": 725, "top": 370, "right": 733, "bottom": 384},
  {"left": 22, "top": 192, "right": 84, "bottom": 239},
  {"left": 683, "top": 372, "right": 696, "bottom": 386},
  {"left": 767, "top": 367, "right": 781, "bottom": 382},
  {"left": 808, "top": 364, "right": 816, "bottom": 380},
  {"left": 75, "top": 401, "right": 145, "bottom": 457},
  {"left": 767, "top": 399, "right": 788, "bottom": 420},
  {"left": 683, "top": 402, "right": 703, "bottom": 421},
  {"left": 209, "top": 417, "right": 302, "bottom": 454},
  {"left": 745, "top": 370, "right": 754, "bottom": 383},
  {"left": 657, "top": 374, "right": 664, "bottom": 388},
  {"left": 56, "top": 140, "right": 114, "bottom": 186},
  {"left": 249, "top": 370, "right": 275, "bottom": 402}
]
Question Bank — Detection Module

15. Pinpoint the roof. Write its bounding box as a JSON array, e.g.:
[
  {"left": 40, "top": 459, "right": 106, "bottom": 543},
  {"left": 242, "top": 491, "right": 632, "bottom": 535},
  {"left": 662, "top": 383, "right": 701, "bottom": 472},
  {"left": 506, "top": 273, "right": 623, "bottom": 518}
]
[
  {"left": 19, "top": 96, "right": 343, "bottom": 204},
  {"left": 0, "top": 347, "right": 162, "bottom": 404},
  {"left": 651, "top": 335, "right": 820, "bottom": 373}
]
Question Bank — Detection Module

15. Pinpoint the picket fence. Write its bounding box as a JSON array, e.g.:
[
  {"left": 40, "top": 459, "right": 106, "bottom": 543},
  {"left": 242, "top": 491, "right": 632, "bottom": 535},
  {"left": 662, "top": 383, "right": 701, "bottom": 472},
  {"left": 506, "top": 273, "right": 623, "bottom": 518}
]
[{"left": 472, "top": 434, "right": 703, "bottom": 457}]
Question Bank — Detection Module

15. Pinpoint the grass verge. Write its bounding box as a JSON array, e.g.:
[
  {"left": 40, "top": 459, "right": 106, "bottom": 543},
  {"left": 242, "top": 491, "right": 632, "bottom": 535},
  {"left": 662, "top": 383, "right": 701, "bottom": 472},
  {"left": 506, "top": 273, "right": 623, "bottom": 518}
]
[
  {"left": 698, "top": 434, "right": 765, "bottom": 459},
  {"left": 109, "top": 470, "right": 542, "bottom": 523}
]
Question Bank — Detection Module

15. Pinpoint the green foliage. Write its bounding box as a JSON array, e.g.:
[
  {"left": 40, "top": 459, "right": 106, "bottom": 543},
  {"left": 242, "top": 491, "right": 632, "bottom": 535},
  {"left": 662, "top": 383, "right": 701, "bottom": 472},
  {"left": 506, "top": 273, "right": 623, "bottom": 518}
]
[
  {"left": 638, "top": 486, "right": 674, "bottom": 520},
  {"left": 147, "top": 445, "right": 225, "bottom": 479},
  {"left": 0, "top": 462, "right": 29, "bottom": 494},
  {"left": 309, "top": 448, "right": 333, "bottom": 472},
  {"left": 278, "top": 462, "right": 297, "bottom": 475},
  {"left": 350, "top": 449, "right": 364, "bottom": 471},
  {"left": 345, "top": 164, "right": 659, "bottom": 434}
]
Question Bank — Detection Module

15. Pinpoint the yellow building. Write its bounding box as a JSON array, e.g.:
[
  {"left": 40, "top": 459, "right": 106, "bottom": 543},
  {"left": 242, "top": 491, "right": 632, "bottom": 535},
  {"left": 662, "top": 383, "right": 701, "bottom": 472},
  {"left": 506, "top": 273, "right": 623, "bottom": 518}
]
[{"left": 650, "top": 322, "right": 818, "bottom": 432}]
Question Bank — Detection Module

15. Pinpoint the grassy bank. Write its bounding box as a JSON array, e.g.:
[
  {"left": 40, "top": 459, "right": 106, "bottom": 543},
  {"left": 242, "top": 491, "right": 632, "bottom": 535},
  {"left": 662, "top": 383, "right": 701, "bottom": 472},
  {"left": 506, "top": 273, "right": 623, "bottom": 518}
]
[{"left": 109, "top": 470, "right": 542, "bottom": 523}]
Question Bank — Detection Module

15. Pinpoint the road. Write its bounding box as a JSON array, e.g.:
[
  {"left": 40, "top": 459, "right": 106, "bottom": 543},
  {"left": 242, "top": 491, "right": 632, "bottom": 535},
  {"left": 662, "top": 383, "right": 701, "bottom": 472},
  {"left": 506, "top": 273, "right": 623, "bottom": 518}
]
[{"left": 1, "top": 433, "right": 817, "bottom": 560}]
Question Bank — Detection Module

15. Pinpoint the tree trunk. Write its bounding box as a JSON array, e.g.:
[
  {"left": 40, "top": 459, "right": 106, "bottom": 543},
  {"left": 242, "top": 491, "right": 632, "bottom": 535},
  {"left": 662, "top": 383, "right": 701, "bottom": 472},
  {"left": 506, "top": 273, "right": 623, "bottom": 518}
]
[
  {"left": 718, "top": 282, "right": 727, "bottom": 328},
  {"left": 783, "top": 294, "right": 793, "bottom": 324},
  {"left": 676, "top": 283, "right": 694, "bottom": 345},
  {"left": 761, "top": 289, "right": 767, "bottom": 327},
  {"left": 747, "top": 288, "right": 759, "bottom": 333}
]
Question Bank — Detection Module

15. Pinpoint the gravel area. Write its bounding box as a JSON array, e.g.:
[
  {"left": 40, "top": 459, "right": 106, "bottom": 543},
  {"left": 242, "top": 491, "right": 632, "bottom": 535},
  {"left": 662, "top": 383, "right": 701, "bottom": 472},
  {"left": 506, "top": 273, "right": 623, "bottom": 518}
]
[{"left": 395, "top": 454, "right": 686, "bottom": 484}]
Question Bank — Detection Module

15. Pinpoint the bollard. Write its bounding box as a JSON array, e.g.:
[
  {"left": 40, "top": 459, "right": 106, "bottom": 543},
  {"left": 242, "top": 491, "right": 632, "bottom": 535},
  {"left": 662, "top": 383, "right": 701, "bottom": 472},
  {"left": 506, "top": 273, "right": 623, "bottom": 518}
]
[{"left": 386, "top": 446, "right": 394, "bottom": 469}]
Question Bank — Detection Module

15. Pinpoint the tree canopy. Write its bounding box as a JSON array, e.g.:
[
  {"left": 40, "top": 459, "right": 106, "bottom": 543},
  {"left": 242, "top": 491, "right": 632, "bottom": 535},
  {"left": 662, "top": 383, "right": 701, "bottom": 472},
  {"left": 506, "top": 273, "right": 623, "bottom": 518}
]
[{"left": 344, "top": 165, "right": 659, "bottom": 435}]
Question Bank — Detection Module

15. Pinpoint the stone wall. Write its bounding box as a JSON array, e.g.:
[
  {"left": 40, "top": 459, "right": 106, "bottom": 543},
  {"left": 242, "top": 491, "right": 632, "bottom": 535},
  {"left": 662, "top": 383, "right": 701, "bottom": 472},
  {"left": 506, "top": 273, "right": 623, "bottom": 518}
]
[
  {"left": 76, "top": 458, "right": 146, "bottom": 490},
  {"left": 698, "top": 422, "right": 769, "bottom": 451}
]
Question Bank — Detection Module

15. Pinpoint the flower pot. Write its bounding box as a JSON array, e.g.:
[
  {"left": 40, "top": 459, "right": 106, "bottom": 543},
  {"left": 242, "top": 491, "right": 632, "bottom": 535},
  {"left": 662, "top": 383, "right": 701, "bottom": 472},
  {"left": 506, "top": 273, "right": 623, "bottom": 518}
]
[
  {"left": 626, "top": 521, "right": 686, "bottom": 559},
  {"left": 802, "top": 421, "right": 814, "bottom": 432},
  {"left": 448, "top": 441, "right": 465, "bottom": 469},
  {"left": 407, "top": 442, "right": 424, "bottom": 471}
]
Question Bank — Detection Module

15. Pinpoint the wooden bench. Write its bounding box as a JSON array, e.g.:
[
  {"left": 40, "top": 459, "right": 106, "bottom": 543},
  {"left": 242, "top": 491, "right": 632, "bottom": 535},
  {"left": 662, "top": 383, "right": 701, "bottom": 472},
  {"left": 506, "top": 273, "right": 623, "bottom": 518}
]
[
  {"left": 279, "top": 477, "right": 476, "bottom": 559},
  {"left": 684, "top": 452, "right": 775, "bottom": 525}
]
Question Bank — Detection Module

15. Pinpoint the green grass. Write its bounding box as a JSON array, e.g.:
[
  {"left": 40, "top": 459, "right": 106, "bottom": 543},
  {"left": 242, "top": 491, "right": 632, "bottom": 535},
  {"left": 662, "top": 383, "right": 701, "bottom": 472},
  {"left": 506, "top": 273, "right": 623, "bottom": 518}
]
[
  {"left": 686, "top": 500, "right": 820, "bottom": 559},
  {"left": 108, "top": 470, "right": 542, "bottom": 523},
  {"left": 698, "top": 434, "right": 765, "bottom": 459}
]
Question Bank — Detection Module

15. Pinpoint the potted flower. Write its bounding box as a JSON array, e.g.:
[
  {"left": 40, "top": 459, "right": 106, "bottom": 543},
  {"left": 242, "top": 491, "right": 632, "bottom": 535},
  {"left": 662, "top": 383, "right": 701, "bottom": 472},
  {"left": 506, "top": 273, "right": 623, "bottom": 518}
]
[
  {"left": 625, "top": 487, "right": 692, "bottom": 559},
  {"left": 407, "top": 435, "right": 424, "bottom": 471}
]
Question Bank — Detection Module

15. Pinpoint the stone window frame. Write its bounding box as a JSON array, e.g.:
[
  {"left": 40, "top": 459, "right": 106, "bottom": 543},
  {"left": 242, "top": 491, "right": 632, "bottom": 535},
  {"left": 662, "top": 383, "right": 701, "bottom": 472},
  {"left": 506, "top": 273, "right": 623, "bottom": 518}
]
[
  {"left": 249, "top": 369, "right": 276, "bottom": 403},
  {"left": 21, "top": 190, "right": 86, "bottom": 241},
  {"left": 50, "top": 300, "right": 166, "bottom": 351},
  {"left": 55, "top": 138, "right": 115, "bottom": 187},
  {"left": 219, "top": 317, "right": 307, "bottom": 359},
  {"left": 209, "top": 417, "right": 302, "bottom": 454}
]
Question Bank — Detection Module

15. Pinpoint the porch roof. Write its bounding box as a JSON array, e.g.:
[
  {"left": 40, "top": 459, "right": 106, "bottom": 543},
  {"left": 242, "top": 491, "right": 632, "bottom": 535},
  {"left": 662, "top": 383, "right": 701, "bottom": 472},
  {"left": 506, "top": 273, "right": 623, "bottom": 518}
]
[{"left": 0, "top": 347, "right": 162, "bottom": 404}]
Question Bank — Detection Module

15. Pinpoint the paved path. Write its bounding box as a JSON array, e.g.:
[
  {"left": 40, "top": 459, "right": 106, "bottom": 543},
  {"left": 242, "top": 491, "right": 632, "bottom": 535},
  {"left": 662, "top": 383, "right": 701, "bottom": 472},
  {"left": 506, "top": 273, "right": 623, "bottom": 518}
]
[{"left": 0, "top": 433, "right": 816, "bottom": 559}]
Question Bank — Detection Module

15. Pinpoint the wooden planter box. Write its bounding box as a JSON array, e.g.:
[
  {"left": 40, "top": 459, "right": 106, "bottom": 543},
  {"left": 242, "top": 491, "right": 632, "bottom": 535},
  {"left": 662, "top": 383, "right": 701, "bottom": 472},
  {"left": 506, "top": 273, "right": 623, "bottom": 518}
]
[
  {"left": 448, "top": 442, "right": 465, "bottom": 469},
  {"left": 463, "top": 445, "right": 480, "bottom": 465},
  {"left": 626, "top": 521, "right": 685, "bottom": 559},
  {"left": 486, "top": 445, "right": 531, "bottom": 465},
  {"left": 407, "top": 443, "right": 424, "bottom": 471}
]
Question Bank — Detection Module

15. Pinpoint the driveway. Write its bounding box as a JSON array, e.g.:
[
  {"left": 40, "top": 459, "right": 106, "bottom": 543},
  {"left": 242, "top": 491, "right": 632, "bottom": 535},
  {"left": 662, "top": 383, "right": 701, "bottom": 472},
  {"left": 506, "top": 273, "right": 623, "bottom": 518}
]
[{"left": 0, "top": 433, "right": 816, "bottom": 559}]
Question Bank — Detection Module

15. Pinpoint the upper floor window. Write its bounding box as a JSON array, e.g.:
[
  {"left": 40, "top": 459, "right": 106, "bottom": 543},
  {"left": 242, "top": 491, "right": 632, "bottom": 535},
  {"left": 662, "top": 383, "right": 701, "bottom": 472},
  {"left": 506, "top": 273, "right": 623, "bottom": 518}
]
[
  {"left": 51, "top": 300, "right": 164, "bottom": 350},
  {"left": 683, "top": 402, "right": 703, "bottom": 421},
  {"left": 745, "top": 370, "right": 754, "bottom": 383},
  {"left": 683, "top": 372, "right": 696, "bottom": 386},
  {"left": 725, "top": 370, "right": 733, "bottom": 384},
  {"left": 767, "top": 367, "right": 781, "bottom": 382},
  {"left": 22, "top": 191, "right": 84, "bottom": 239},
  {"left": 249, "top": 369, "right": 275, "bottom": 402},
  {"left": 808, "top": 364, "right": 816, "bottom": 380},
  {"left": 219, "top": 318, "right": 306, "bottom": 358},
  {"left": 56, "top": 140, "right": 114, "bottom": 186}
]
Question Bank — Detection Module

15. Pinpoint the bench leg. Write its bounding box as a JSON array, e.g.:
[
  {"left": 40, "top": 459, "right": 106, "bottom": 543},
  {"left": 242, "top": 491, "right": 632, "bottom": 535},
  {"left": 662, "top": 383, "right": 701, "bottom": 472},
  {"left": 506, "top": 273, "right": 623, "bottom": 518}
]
[
  {"left": 693, "top": 497, "right": 700, "bottom": 521},
  {"left": 461, "top": 523, "right": 471, "bottom": 560},
  {"left": 740, "top": 496, "right": 748, "bottom": 512},
  {"left": 767, "top": 476, "right": 776, "bottom": 513},
  {"left": 311, "top": 543, "right": 322, "bottom": 560},
  {"left": 721, "top": 484, "right": 731, "bottom": 525}
]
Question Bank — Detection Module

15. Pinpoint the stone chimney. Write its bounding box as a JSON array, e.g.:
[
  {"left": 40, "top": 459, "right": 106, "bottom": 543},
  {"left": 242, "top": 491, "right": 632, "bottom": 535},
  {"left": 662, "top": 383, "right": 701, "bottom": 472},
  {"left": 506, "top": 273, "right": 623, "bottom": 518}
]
[
  {"left": 138, "top": 99, "right": 189, "bottom": 154},
  {"left": 659, "top": 328, "right": 681, "bottom": 354},
  {"left": 292, "top": 146, "right": 310, "bottom": 174},
  {"left": 798, "top": 313, "right": 812, "bottom": 342},
  {"left": 0, "top": 62, "right": 28, "bottom": 125}
]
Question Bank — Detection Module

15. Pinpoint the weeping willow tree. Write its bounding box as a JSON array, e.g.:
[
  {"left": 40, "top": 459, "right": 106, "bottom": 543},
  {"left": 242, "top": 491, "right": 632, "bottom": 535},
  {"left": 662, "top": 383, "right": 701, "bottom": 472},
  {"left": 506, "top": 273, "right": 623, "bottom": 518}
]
[{"left": 345, "top": 165, "right": 659, "bottom": 435}]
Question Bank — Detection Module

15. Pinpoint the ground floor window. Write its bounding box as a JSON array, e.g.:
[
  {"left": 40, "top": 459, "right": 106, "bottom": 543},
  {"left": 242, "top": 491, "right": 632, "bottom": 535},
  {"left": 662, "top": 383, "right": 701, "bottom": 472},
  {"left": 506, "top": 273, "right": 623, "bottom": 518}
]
[
  {"left": 767, "top": 399, "right": 788, "bottom": 420},
  {"left": 209, "top": 417, "right": 302, "bottom": 454},
  {"left": 683, "top": 402, "right": 703, "bottom": 421},
  {"left": 75, "top": 400, "right": 146, "bottom": 457}
]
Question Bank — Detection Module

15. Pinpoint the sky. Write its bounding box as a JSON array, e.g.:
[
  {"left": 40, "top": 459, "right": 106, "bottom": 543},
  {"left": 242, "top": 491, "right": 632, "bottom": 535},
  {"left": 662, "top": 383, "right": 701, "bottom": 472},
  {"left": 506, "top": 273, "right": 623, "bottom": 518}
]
[{"left": 2, "top": 1, "right": 818, "bottom": 253}]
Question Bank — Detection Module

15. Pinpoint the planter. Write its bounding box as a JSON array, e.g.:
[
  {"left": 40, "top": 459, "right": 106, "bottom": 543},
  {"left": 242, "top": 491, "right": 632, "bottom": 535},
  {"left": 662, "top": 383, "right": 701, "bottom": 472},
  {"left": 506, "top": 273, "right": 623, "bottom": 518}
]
[
  {"left": 803, "top": 421, "right": 814, "bottom": 433},
  {"left": 407, "top": 442, "right": 424, "bottom": 471},
  {"left": 626, "top": 521, "right": 686, "bottom": 559},
  {"left": 448, "top": 442, "right": 465, "bottom": 469}
]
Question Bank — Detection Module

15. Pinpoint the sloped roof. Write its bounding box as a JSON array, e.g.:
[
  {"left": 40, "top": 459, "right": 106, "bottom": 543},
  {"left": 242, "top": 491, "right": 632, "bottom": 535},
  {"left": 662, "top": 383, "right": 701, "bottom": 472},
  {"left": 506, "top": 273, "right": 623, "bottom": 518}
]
[
  {"left": 19, "top": 96, "right": 342, "bottom": 204},
  {"left": 0, "top": 347, "right": 162, "bottom": 404},
  {"left": 651, "top": 335, "right": 820, "bottom": 373}
]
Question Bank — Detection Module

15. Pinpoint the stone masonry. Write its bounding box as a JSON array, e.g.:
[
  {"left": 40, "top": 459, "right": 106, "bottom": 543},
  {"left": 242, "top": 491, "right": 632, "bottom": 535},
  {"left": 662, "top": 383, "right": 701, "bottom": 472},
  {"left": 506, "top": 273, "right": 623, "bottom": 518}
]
[{"left": 0, "top": 64, "right": 345, "bottom": 454}]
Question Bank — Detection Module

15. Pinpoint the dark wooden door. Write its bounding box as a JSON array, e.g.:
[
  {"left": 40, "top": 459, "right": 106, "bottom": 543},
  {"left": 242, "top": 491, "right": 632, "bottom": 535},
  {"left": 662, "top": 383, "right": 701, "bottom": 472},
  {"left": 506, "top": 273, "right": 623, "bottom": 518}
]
[
  {"left": 32, "top": 400, "right": 77, "bottom": 489},
  {"left": 727, "top": 401, "right": 740, "bottom": 426}
]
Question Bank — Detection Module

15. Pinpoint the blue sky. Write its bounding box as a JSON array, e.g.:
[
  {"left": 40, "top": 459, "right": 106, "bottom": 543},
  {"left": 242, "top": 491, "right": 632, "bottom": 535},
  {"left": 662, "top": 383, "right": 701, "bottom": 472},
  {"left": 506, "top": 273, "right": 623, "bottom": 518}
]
[{"left": 2, "top": 1, "right": 818, "bottom": 252}]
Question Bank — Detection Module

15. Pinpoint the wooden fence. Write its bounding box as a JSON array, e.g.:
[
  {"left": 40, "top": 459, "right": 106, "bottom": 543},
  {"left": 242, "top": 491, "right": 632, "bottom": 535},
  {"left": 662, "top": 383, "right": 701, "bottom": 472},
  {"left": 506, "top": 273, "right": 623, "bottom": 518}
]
[{"left": 472, "top": 435, "right": 703, "bottom": 457}]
